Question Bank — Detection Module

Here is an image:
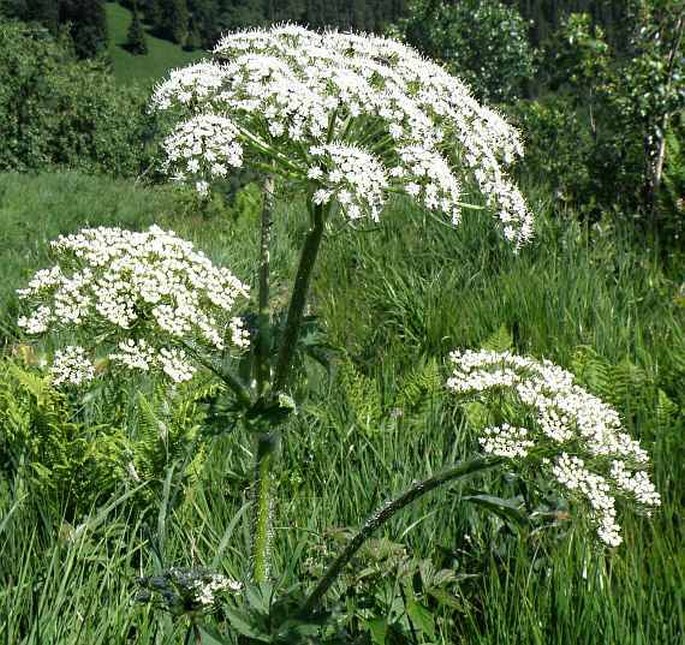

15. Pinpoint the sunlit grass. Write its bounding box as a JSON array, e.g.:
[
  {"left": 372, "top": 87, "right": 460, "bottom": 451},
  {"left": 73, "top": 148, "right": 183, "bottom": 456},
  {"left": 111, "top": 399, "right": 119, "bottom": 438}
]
[
  {"left": 0, "top": 171, "right": 683, "bottom": 643},
  {"left": 105, "top": 2, "right": 204, "bottom": 87}
]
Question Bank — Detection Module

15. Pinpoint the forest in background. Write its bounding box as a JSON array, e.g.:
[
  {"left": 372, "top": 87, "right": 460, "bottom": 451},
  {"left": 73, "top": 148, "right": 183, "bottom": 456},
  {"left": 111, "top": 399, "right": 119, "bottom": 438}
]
[
  {"left": 0, "top": 1, "right": 648, "bottom": 53},
  {"left": 1, "top": 0, "right": 681, "bottom": 240}
]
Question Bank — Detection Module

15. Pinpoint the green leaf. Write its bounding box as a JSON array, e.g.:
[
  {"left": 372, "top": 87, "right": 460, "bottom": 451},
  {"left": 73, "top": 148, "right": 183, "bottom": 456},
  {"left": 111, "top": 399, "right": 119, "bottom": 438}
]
[
  {"left": 222, "top": 604, "right": 270, "bottom": 641},
  {"left": 405, "top": 595, "right": 436, "bottom": 640},
  {"left": 463, "top": 493, "right": 528, "bottom": 529},
  {"left": 197, "top": 625, "right": 231, "bottom": 645},
  {"left": 367, "top": 617, "right": 388, "bottom": 644},
  {"left": 481, "top": 324, "right": 513, "bottom": 353}
]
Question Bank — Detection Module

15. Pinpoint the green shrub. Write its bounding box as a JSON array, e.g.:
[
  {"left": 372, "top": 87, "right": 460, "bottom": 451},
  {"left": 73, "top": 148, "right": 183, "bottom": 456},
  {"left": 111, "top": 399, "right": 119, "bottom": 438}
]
[
  {"left": 400, "top": 0, "right": 535, "bottom": 103},
  {"left": 0, "top": 20, "right": 155, "bottom": 176}
]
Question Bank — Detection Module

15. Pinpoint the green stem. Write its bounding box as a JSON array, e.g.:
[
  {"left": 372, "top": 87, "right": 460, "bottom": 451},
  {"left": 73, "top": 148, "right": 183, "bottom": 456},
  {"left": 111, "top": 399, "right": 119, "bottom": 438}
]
[
  {"left": 256, "top": 174, "right": 274, "bottom": 398},
  {"left": 252, "top": 430, "right": 280, "bottom": 583},
  {"left": 299, "top": 455, "right": 503, "bottom": 616},
  {"left": 251, "top": 199, "right": 326, "bottom": 583},
  {"left": 272, "top": 202, "right": 326, "bottom": 394}
]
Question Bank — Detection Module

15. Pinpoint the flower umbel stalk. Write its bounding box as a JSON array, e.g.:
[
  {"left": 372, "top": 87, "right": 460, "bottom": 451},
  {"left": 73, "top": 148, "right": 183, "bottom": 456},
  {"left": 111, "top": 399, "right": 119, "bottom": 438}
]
[
  {"left": 299, "top": 455, "right": 503, "bottom": 615},
  {"left": 273, "top": 202, "right": 326, "bottom": 393},
  {"left": 251, "top": 200, "right": 327, "bottom": 582}
]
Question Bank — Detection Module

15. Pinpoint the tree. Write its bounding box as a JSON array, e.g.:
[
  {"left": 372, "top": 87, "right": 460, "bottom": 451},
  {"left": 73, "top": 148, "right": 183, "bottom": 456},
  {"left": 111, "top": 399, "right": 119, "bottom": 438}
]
[
  {"left": 59, "top": 0, "right": 108, "bottom": 58},
  {"left": 125, "top": 5, "right": 148, "bottom": 54},
  {"left": 402, "top": 0, "right": 535, "bottom": 102},
  {"left": 624, "top": 1, "right": 685, "bottom": 213},
  {"left": 158, "top": 0, "right": 189, "bottom": 45}
]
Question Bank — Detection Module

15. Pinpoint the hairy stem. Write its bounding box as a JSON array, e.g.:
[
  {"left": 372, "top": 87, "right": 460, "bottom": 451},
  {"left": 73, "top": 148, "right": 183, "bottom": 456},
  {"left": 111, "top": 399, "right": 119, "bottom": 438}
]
[
  {"left": 252, "top": 431, "right": 279, "bottom": 583},
  {"left": 300, "top": 455, "right": 503, "bottom": 616},
  {"left": 251, "top": 200, "right": 325, "bottom": 583},
  {"left": 272, "top": 202, "right": 326, "bottom": 394}
]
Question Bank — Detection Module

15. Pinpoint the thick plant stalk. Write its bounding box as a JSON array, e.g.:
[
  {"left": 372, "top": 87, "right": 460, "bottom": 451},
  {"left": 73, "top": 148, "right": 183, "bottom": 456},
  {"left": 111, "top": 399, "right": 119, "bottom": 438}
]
[
  {"left": 299, "top": 455, "right": 503, "bottom": 616},
  {"left": 251, "top": 175, "right": 276, "bottom": 583},
  {"left": 256, "top": 174, "right": 275, "bottom": 397},
  {"left": 251, "top": 200, "right": 325, "bottom": 582},
  {"left": 252, "top": 431, "right": 279, "bottom": 582},
  {"left": 272, "top": 202, "right": 326, "bottom": 393}
]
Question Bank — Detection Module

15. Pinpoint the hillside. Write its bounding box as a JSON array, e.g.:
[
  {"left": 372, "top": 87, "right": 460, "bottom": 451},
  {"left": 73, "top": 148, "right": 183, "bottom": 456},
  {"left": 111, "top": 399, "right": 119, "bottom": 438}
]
[{"left": 105, "top": 1, "right": 205, "bottom": 86}]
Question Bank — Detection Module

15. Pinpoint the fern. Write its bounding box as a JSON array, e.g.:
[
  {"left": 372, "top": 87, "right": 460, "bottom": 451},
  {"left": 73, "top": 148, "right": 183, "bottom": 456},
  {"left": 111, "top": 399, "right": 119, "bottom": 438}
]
[
  {"left": 336, "top": 354, "right": 383, "bottom": 433},
  {"left": 394, "top": 358, "right": 442, "bottom": 414},
  {"left": 571, "top": 345, "right": 679, "bottom": 427},
  {"left": 126, "top": 378, "right": 218, "bottom": 500},
  {"left": 481, "top": 324, "right": 514, "bottom": 353}
]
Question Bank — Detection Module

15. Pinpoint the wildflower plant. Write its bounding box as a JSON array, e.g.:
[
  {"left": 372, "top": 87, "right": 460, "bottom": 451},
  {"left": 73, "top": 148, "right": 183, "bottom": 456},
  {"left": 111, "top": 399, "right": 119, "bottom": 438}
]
[
  {"left": 148, "top": 24, "right": 538, "bottom": 589},
  {"left": 17, "top": 225, "right": 250, "bottom": 386},
  {"left": 447, "top": 349, "right": 661, "bottom": 547},
  {"left": 15, "top": 24, "right": 660, "bottom": 634}
]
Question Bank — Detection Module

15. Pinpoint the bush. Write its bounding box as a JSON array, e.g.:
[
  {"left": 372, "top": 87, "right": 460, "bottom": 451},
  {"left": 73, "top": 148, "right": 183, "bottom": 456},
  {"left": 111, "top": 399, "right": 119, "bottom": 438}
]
[{"left": 0, "top": 20, "right": 155, "bottom": 176}]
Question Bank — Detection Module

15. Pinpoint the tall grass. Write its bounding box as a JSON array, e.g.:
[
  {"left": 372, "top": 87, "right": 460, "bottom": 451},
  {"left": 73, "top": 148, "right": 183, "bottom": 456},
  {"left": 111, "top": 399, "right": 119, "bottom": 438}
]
[{"left": 0, "top": 172, "right": 683, "bottom": 643}]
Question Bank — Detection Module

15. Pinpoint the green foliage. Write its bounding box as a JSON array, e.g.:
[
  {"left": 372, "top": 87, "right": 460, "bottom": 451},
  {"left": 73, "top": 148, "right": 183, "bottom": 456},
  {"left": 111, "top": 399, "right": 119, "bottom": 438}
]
[
  {"left": 0, "top": 171, "right": 682, "bottom": 642},
  {"left": 570, "top": 344, "right": 680, "bottom": 430},
  {"left": 301, "top": 535, "right": 462, "bottom": 642},
  {"left": 0, "top": 352, "right": 217, "bottom": 516},
  {"left": 125, "top": 0, "right": 408, "bottom": 49},
  {"left": 521, "top": 7, "right": 685, "bottom": 229},
  {"left": 0, "top": 21, "right": 153, "bottom": 175},
  {"left": 401, "top": 0, "right": 535, "bottom": 102},
  {"left": 336, "top": 354, "right": 384, "bottom": 433},
  {"left": 60, "top": 0, "right": 109, "bottom": 58},
  {"left": 125, "top": 5, "right": 148, "bottom": 54},
  {"left": 158, "top": 0, "right": 190, "bottom": 45},
  {"left": 1, "top": 0, "right": 108, "bottom": 59},
  {"left": 0, "top": 354, "right": 127, "bottom": 514}
]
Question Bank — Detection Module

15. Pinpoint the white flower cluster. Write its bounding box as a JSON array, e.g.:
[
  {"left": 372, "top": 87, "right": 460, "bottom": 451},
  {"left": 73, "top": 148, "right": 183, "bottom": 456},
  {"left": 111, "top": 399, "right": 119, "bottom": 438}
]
[
  {"left": 17, "top": 226, "right": 250, "bottom": 385},
  {"left": 151, "top": 25, "right": 533, "bottom": 244},
  {"left": 189, "top": 571, "right": 242, "bottom": 607},
  {"left": 151, "top": 61, "right": 228, "bottom": 110},
  {"left": 479, "top": 423, "right": 534, "bottom": 459},
  {"left": 447, "top": 349, "right": 661, "bottom": 546},
  {"left": 310, "top": 143, "right": 388, "bottom": 221},
  {"left": 51, "top": 345, "right": 96, "bottom": 386},
  {"left": 139, "top": 567, "right": 243, "bottom": 615},
  {"left": 163, "top": 114, "right": 243, "bottom": 196}
]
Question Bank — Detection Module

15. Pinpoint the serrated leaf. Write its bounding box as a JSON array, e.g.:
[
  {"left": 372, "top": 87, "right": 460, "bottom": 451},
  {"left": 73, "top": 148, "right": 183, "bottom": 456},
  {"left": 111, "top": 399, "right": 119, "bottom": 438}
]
[
  {"left": 222, "top": 604, "right": 269, "bottom": 641},
  {"left": 198, "top": 625, "right": 231, "bottom": 645},
  {"left": 481, "top": 324, "right": 513, "bottom": 353},
  {"left": 426, "top": 587, "right": 463, "bottom": 610}
]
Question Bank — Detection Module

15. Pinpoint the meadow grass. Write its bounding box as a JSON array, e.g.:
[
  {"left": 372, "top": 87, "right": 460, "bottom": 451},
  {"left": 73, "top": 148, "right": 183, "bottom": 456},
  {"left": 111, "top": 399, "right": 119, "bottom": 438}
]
[
  {"left": 105, "top": 2, "right": 205, "bottom": 87},
  {"left": 0, "top": 171, "right": 683, "bottom": 643}
]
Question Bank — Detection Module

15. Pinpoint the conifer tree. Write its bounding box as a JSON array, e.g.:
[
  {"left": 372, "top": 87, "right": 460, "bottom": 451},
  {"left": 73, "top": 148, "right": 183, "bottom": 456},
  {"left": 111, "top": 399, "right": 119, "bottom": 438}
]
[
  {"left": 60, "top": 0, "right": 108, "bottom": 58},
  {"left": 159, "top": 0, "right": 189, "bottom": 45},
  {"left": 126, "top": 5, "right": 148, "bottom": 54}
]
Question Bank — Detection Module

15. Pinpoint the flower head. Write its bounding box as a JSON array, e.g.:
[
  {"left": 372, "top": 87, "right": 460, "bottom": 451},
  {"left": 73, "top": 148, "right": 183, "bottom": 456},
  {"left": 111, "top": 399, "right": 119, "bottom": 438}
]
[
  {"left": 137, "top": 567, "right": 242, "bottom": 616},
  {"left": 152, "top": 26, "right": 533, "bottom": 245},
  {"left": 17, "top": 226, "right": 250, "bottom": 385},
  {"left": 447, "top": 349, "right": 660, "bottom": 546}
]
